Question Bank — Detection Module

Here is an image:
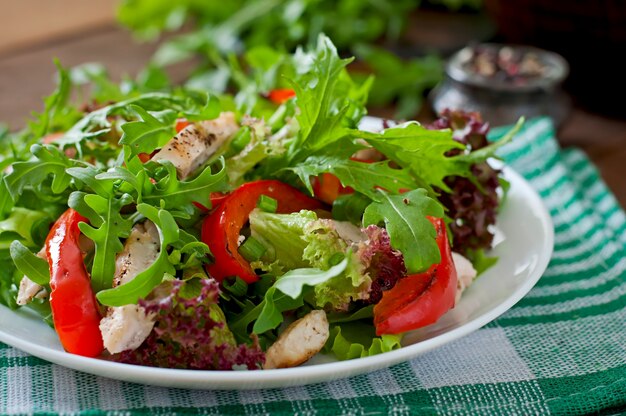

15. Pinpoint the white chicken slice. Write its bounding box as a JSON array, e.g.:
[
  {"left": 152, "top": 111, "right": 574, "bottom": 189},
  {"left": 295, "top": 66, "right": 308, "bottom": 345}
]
[
  {"left": 99, "top": 221, "right": 160, "bottom": 354},
  {"left": 16, "top": 276, "right": 47, "bottom": 306},
  {"left": 452, "top": 252, "right": 477, "bottom": 303},
  {"left": 151, "top": 111, "right": 239, "bottom": 179},
  {"left": 264, "top": 310, "right": 330, "bottom": 369}
]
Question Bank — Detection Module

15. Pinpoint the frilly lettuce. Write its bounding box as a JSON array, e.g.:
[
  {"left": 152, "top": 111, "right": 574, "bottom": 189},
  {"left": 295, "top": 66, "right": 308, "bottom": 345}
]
[
  {"left": 249, "top": 209, "right": 371, "bottom": 310},
  {"left": 115, "top": 278, "right": 265, "bottom": 370}
]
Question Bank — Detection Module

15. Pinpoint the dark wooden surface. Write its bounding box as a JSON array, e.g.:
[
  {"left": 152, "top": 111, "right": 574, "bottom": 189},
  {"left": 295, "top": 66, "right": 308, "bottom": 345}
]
[{"left": 1, "top": 21, "right": 625, "bottom": 207}]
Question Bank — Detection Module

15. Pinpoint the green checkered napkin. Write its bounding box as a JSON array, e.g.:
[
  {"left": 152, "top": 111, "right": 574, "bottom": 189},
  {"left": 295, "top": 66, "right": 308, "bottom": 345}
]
[{"left": 2, "top": 118, "right": 625, "bottom": 415}]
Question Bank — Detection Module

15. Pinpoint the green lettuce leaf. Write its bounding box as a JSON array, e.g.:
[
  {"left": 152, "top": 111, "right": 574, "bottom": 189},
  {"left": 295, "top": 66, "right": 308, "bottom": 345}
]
[
  {"left": 0, "top": 207, "right": 51, "bottom": 250},
  {"left": 249, "top": 209, "right": 371, "bottom": 309},
  {"left": 253, "top": 257, "right": 348, "bottom": 334},
  {"left": 362, "top": 188, "right": 444, "bottom": 274},
  {"left": 324, "top": 322, "right": 403, "bottom": 360}
]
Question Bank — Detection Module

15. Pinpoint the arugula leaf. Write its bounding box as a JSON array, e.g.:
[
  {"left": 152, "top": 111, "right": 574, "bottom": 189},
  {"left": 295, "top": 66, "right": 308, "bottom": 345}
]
[
  {"left": 363, "top": 189, "right": 444, "bottom": 274},
  {"left": 4, "top": 144, "right": 79, "bottom": 201},
  {"left": 182, "top": 93, "right": 221, "bottom": 122},
  {"left": 67, "top": 191, "right": 99, "bottom": 222},
  {"left": 465, "top": 117, "right": 524, "bottom": 163},
  {"left": 357, "top": 122, "right": 468, "bottom": 193},
  {"left": 286, "top": 35, "right": 352, "bottom": 161},
  {"left": 289, "top": 155, "right": 415, "bottom": 200},
  {"left": 28, "top": 60, "right": 81, "bottom": 138},
  {"left": 66, "top": 165, "right": 110, "bottom": 196},
  {"left": 143, "top": 159, "right": 227, "bottom": 209},
  {"left": 253, "top": 257, "right": 348, "bottom": 334},
  {"left": 9, "top": 241, "right": 50, "bottom": 286},
  {"left": 96, "top": 204, "right": 178, "bottom": 306},
  {"left": 75, "top": 192, "right": 134, "bottom": 292},
  {"left": 54, "top": 92, "right": 188, "bottom": 152},
  {"left": 119, "top": 104, "right": 177, "bottom": 158}
]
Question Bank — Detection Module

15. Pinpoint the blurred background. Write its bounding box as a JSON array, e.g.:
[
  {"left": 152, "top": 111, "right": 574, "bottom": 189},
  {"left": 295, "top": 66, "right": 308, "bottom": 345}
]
[{"left": 1, "top": 0, "right": 625, "bottom": 203}]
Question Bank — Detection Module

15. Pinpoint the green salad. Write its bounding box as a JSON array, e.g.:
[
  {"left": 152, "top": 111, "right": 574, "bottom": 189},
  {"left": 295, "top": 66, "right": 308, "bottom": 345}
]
[{"left": 0, "top": 36, "right": 521, "bottom": 370}]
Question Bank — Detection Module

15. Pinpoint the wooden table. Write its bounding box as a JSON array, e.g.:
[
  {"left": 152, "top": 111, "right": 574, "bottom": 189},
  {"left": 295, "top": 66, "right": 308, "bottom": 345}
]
[{"left": 1, "top": 14, "right": 625, "bottom": 207}]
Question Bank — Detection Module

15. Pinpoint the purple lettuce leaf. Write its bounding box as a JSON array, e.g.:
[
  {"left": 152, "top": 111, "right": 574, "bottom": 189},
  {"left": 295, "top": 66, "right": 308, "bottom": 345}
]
[
  {"left": 357, "top": 225, "right": 407, "bottom": 305},
  {"left": 115, "top": 279, "right": 265, "bottom": 370},
  {"left": 428, "top": 109, "right": 501, "bottom": 254}
]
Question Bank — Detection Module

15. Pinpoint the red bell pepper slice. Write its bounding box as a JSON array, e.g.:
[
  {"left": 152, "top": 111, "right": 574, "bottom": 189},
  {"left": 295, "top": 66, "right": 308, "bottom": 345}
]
[
  {"left": 201, "top": 180, "right": 324, "bottom": 283},
  {"left": 311, "top": 158, "right": 379, "bottom": 205},
  {"left": 267, "top": 88, "right": 296, "bottom": 104},
  {"left": 311, "top": 173, "right": 353, "bottom": 205},
  {"left": 45, "top": 209, "right": 104, "bottom": 357},
  {"left": 373, "top": 217, "right": 458, "bottom": 335},
  {"left": 193, "top": 192, "right": 230, "bottom": 212},
  {"left": 175, "top": 118, "right": 191, "bottom": 133}
]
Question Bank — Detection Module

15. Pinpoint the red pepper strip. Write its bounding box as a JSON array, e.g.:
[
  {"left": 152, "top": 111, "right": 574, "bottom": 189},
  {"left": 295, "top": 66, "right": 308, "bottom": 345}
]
[
  {"left": 310, "top": 158, "right": 377, "bottom": 205},
  {"left": 193, "top": 192, "right": 230, "bottom": 213},
  {"left": 267, "top": 88, "right": 296, "bottom": 104},
  {"left": 175, "top": 118, "right": 191, "bottom": 133},
  {"left": 373, "top": 217, "right": 458, "bottom": 335},
  {"left": 45, "top": 209, "right": 104, "bottom": 357},
  {"left": 201, "top": 180, "right": 324, "bottom": 283},
  {"left": 311, "top": 173, "right": 353, "bottom": 205},
  {"left": 137, "top": 149, "right": 159, "bottom": 163}
]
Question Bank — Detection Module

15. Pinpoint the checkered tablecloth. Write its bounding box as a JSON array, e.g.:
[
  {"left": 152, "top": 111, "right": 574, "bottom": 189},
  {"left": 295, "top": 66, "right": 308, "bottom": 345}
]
[{"left": 2, "top": 117, "right": 625, "bottom": 415}]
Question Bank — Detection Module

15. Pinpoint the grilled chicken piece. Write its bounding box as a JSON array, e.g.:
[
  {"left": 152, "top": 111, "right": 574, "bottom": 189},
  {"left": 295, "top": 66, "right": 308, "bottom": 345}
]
[
  {"left": 151, "top": 112, "right": 239, "bottom": 179},
  {"left": 452, "top": 252, "right": 477, "bottom": 303},
  {"left": 99, "top": 221, "right": 160, "bottom": 354},
  {"left": 264, "top": 310, "right": 330, "bottom": 369},
  {"left": 16, "top": 276, "right": 47, "bottom": 306}
]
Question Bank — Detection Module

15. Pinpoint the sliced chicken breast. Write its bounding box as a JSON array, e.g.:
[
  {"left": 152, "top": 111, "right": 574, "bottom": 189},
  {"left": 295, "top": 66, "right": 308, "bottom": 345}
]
[
  {"left": 16, "top": 276, "right": 47, "bottom": 306},
  {"left": 151, "top": 112, "right": 239, "bottom": 179},
  {"left": 452, "top": 252, "right": 477, "bottom": 303},
  {"left": 264, "top": 310, "right": 330, "bottom": 369},
  {"left": 99, "top": 221, "right": 160, "bottom": 354}
]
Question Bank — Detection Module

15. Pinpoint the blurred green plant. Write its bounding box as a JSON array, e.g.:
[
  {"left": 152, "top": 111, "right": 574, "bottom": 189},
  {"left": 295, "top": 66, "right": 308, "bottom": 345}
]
[{"left": 117, "top": 0, "right": 451, "bottom": 118}]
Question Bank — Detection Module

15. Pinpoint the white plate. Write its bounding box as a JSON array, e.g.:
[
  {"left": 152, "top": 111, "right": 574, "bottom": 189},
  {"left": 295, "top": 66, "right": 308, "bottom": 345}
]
[{"left": 0, "top": 118, "right": 554, "bottom": 390}]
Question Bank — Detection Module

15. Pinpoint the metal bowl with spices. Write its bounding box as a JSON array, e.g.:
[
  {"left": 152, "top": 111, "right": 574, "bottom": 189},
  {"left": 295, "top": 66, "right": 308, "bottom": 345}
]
[{"left": 430, "top": 43, "right": 570, "bottom": 126}]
